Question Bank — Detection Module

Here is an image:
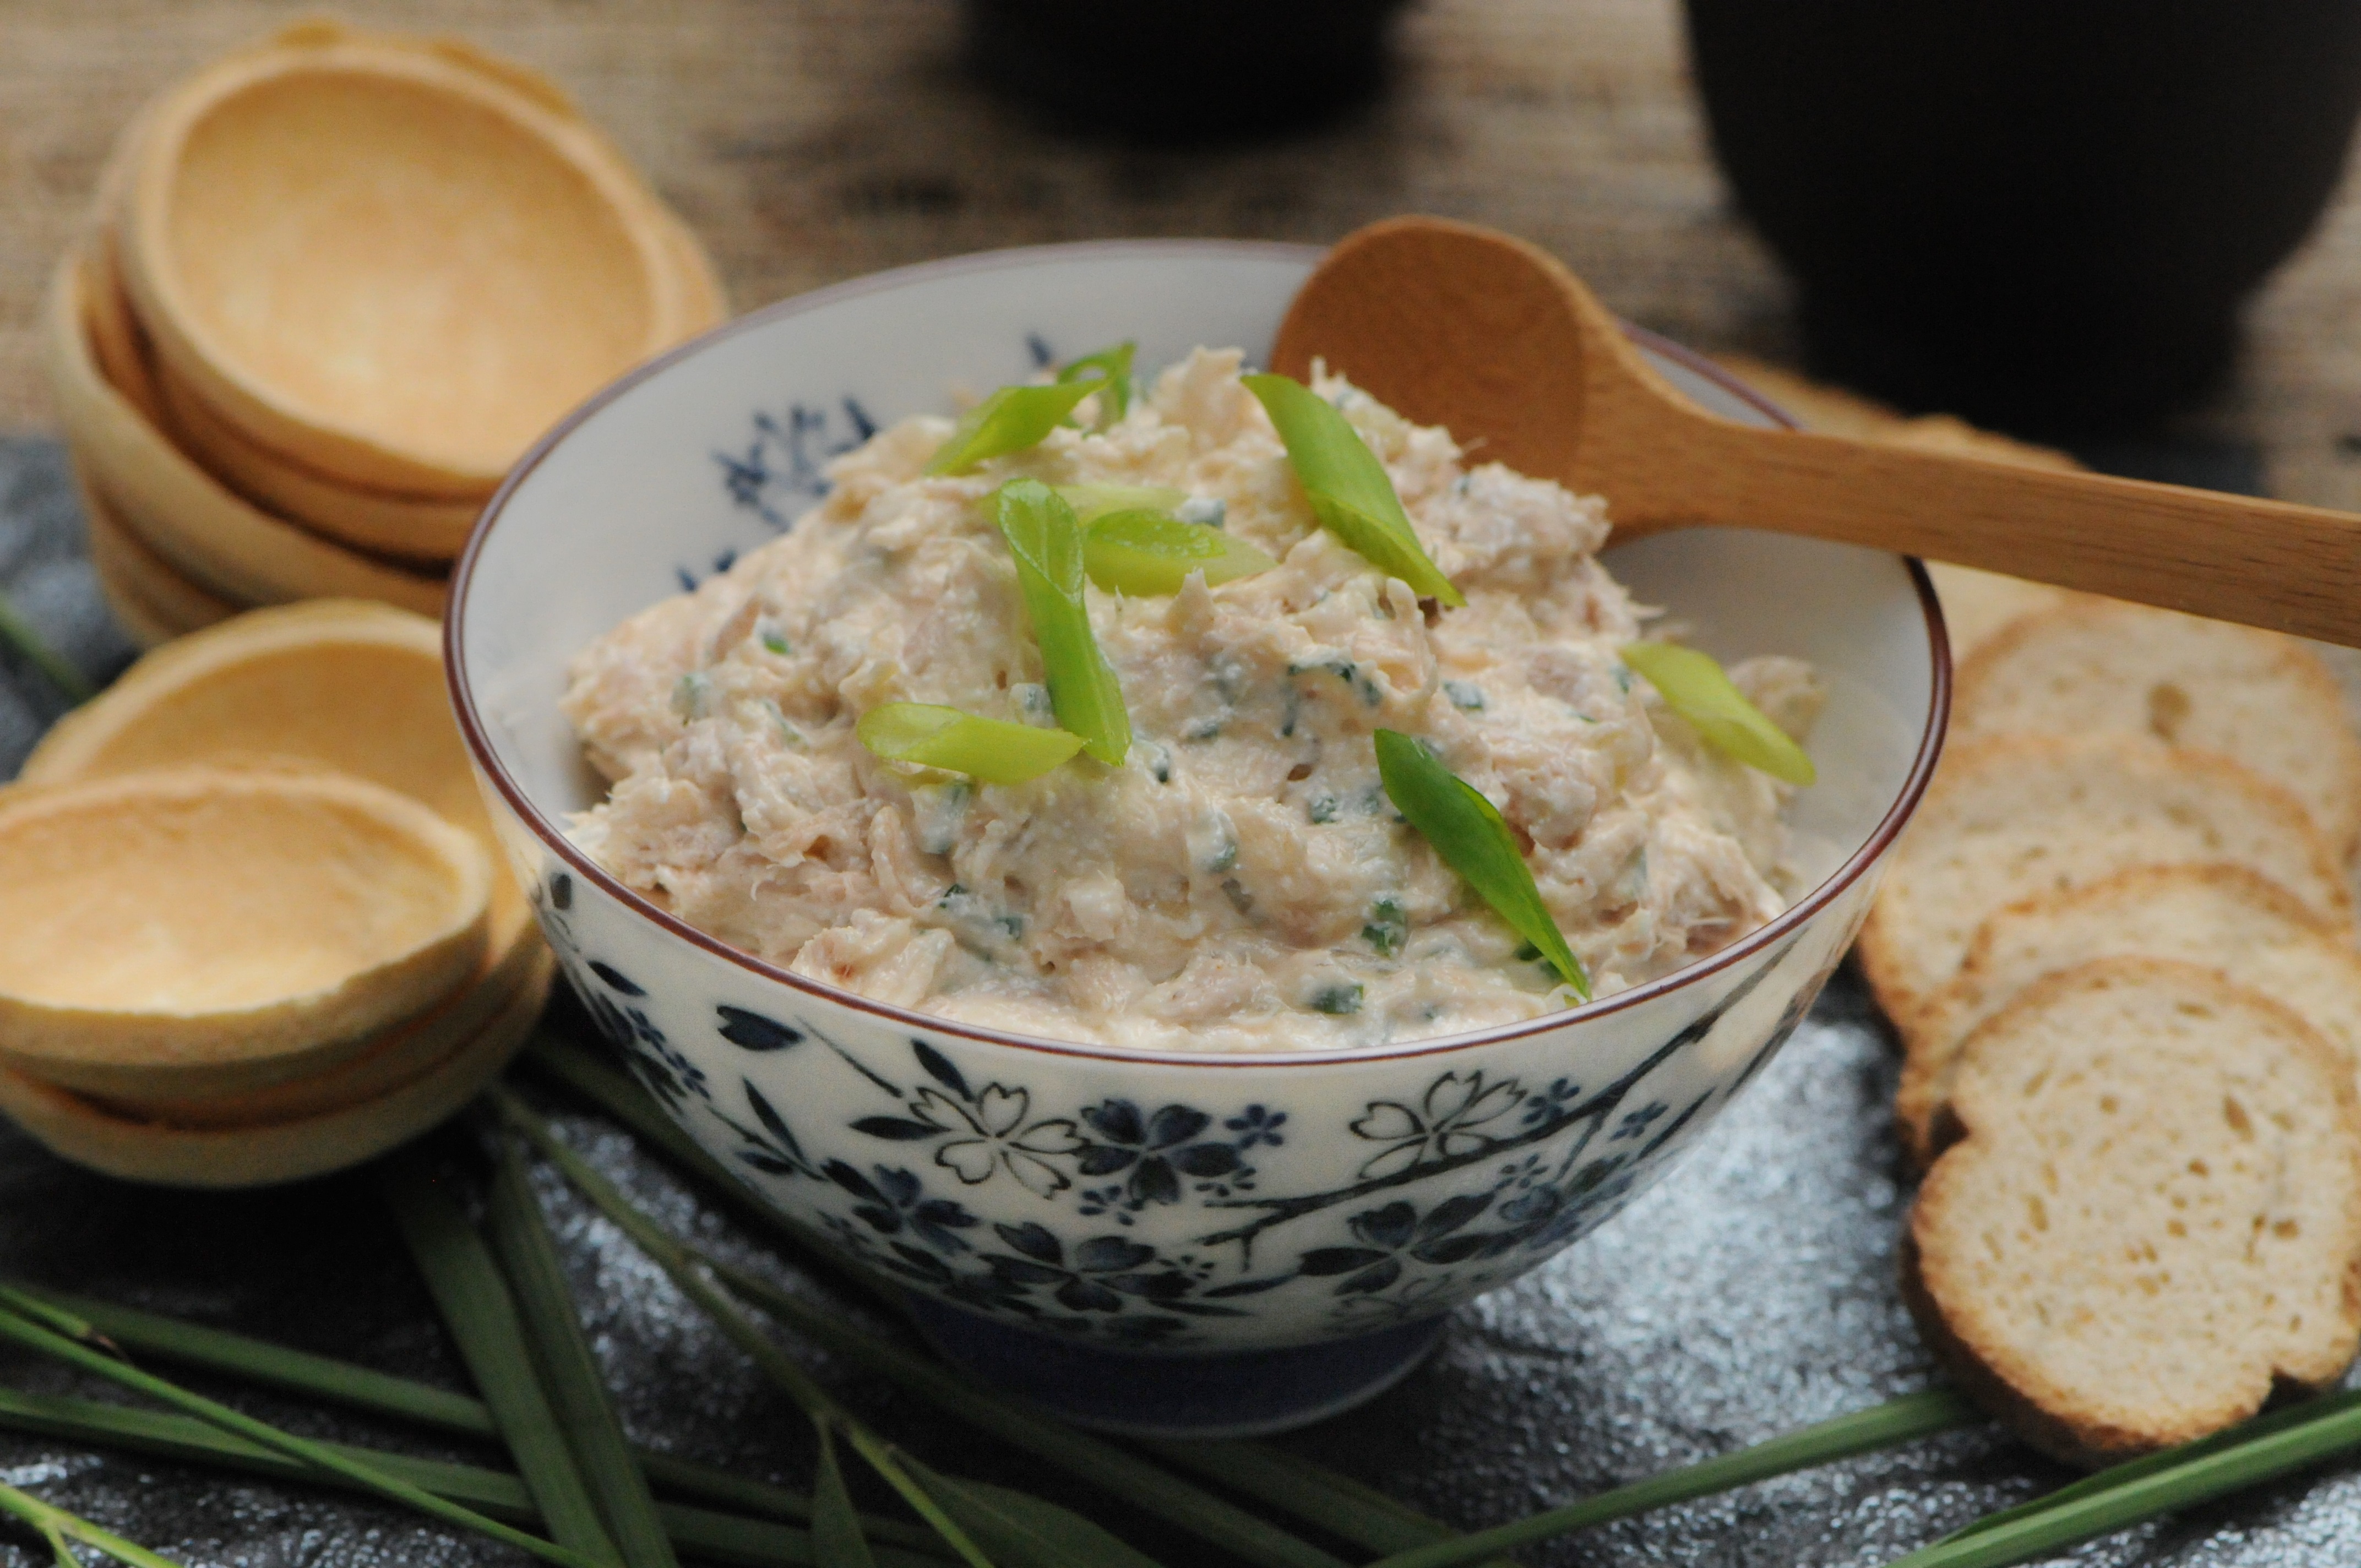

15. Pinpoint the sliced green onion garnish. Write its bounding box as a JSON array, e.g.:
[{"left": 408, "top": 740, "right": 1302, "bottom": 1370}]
[
  {"left": 924, "top": 380, "right": 1102, "bottom": 475},
  {"left": 1619, "top": 642, "right": 1815, "bottom": 786},
  {"left": 857, "top": 703, "right": 1084, "bottom": 785},
  {"left": 1242, "top": 374, "right": 1464, "bottom": 608},
  {"left": 1054, "top": 483, "right": 1188, "bottom": 522},
  {"left": 923, "top": 341, "right": 1134, "bottom": 474},
  {"left": 1374, "top": 729, "right": 1588, "bottom": 999},
  {"left": 992, "top": 479, "right": 1131, "bottom": 765},
  {"left": 1057, "top": 340, "right": 1135, "bottom": 424},
  {"left": 1084, "top": 510, "right": 1276, "bottom": 596}
]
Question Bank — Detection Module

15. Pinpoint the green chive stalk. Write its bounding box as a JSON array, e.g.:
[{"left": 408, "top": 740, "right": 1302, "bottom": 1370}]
[
  {"left": 489, "top": 1089, "right": 1000, "bottom": 1568},
  {"left": 0, "top": 589, "right": 94, "bottom": 705},
  {"left": 1620, "top": 641, "right": 1814, "bottom": 785},
  {"left": 378, "top": 1153, "right": 621, "bottom": 1565},
  {"left": 0, "top": 1303, "right": 594, "bottom": 1568},
  {"left": 1, "top": 1276, "right": 907, "bottom": 1536},
  {"left": 856, "top": 704, "right": 1084, "bottom": 785},
  {"left": 13, "top": 1282, "right": 491, "bottom": 1434},
  {"left": 1358, "top": 1389, "right": 1981, "bottom": 1568},
  {"left": 485, "top": 1127, "right": 681, "bottom": 1567},
  {"left": 706, "top": 1259, "right": 1354, "bottom": 1568},
  {"left": 1136, "top": 1440, "right": 1510, "bottom": 1566},
  {"left": 1885, "top": 1389, "right": 2361, "bottom": 1568},
  {"left": 0, "top": 1480, "right": 178, "bottom": 1568},
  {"left": 0, "top": 1386, "right": 953, "bottom": 1564},
  {"left": 1242, "top": 373, "right": 1462, "bottom": 606},
  {"left": 1374, "top": 729, "right": 1588, "bottom": 997}
]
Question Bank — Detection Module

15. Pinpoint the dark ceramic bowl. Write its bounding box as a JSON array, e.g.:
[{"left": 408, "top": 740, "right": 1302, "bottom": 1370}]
[
  {"left": 1686, "top": 0, "right": 2361, "bottom": 434},
  {"left": 964, "top": 0, "right": 1416, "bottom": 142}
]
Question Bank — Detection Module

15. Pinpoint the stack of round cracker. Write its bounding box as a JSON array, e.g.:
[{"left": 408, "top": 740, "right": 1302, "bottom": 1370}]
[
  {"left": 0, "top": 601, "right": 550, "bottom": 1186},
  {"left": 45, "top": 20, "right": 726, "bottom": 647},
  {"left": 1733, "top": 355, "right": 2361, "bottom": 1469}
]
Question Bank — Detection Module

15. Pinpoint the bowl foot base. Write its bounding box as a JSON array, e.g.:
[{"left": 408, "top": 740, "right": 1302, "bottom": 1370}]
[{"left": 902, "top": 1294, "right": 1448, "bottom": 1438}]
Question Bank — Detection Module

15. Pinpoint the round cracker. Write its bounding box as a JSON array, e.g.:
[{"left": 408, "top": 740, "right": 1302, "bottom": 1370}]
[
  {"left": 42, "top": 252, "right": 447, "bottom": 615},
  {"left": 1955, "top": 600, "right": 2361, "bottom": 856},
  {"left": 19, "top": 600, "right": 543, "bottom": 1033},
  {"left": 0, "top": 957, "right": 548, "bottom": 1188},
  {"left": 0, "top": 766, "right": 491, "bottom": 1077},
  {"left": 153, "top": 361, "right": 483, "bottom": 563},
  {"left": 1893, "top": 864, "right": 2360, "bottom": 1167},
  {"left": 1857, "top": 734, "right": 2351, "bottom": 1030},
  {"left": 115, "top": 25, "right": 694, "bottom": 494},
  {"left": 77, "top": 473, "right": 239, "bottom": 644}
]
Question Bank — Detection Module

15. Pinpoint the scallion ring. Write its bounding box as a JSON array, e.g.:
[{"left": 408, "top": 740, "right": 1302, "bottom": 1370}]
[
  {"left": 1056, "top": 340, "right": 1135, "bottom": 424},
  {"left": 1374, "top": 729, "right": 1588, "bottom": 999},
  {"left": 857, "top": 703, "right": 1084, "bottom": 785},
  {"left": 1084, "top": 510, "right": 1276, "bottom": 596},
  {"left": 1243, "top": 373, "right": 1464, "bottom": 607},
  {"left": 1054, "top": 483, "right": 1188, "bottom": 522},
  {"left": 991, "top": 479, "right": 1132, "bottom": 765},
  {"left": 1619, "top": 641, "right": 1815, "bottom": 786}
]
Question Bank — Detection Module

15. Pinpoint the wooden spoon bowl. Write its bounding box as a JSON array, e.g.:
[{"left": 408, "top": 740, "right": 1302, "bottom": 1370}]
[{"left": 1275, "top": 216, "right": 2361, "bottom": 646}]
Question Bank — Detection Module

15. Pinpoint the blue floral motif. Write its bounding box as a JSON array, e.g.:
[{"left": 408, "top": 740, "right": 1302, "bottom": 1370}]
[
  {"left": 1612, "top": 1103, "right": 1668, "bottom": 1141},
  {"left": 1348, "top": 1071, "right": 1523, "bottom": 1179},
  {"left": 825, "top": 1162, "right": 981, "bottom": 1254},
  {"left": 982, "top": 1223, "right": 1189, "bottom": 1314},
  {"left": 558, "top": 900, "right": 1836, "bottom": 1347},
  {"left": 575, "top": 961, "right": 709, "bottom": 1110},
  {"left": 1298, "top": 1194, "right": 1494, "bottom": 1296},
  {"left": 714, "top": 398, "right": 877, "bottom": 531},
  {"left": 1519, "top": 1078, "right": 1582, "bottom": 1128},
  {"left": 850, "top": 1041, "right": 1084, "bottom": 1196},
  {"left": 716, "top": 1005, "right": 803, "bottom": 1053},
  {"left": 1224, "top": 1106, "right": 1288, "bottom": 1150},
  {"left": 1073, "top": 1102, "right": 1249, "bottom": 1209},
  {"left": 710, "top": 1079, "right": 817, "bottom": 1181}
]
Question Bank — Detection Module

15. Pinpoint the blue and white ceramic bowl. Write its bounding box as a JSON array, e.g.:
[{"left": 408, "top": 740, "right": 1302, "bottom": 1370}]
[{"left": 449, "top": 241, "right": 1949, "bottom": 1436}]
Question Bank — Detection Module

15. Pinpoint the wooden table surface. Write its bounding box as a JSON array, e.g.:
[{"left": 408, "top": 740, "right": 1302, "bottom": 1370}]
[{"left": 7, "top": 0, "right": 2361, "bottom": 507}]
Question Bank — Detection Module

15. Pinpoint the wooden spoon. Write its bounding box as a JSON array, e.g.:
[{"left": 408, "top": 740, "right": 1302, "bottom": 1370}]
[{"left": 1272, "top": 216, "right": 2361, "bottom": 646}]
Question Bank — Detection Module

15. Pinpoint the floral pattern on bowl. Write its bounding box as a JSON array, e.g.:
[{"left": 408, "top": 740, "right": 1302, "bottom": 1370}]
[{"left": 534, "top": 854, "right": 1859, "bottom": 1352}]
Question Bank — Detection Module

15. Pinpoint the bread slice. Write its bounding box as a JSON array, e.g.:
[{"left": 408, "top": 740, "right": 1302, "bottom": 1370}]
[
  {"left": 1857, "top": 736, "right": 2351, "bottom": 1030},
  {"left": 1924, "top": 564, "right": 2085, "bottom": 664},
  {"left": 1902, "top": 959, "right": 2361, "bottom": 1466},
  {"left": 1895, "top": 865, "right": 2361, "bottom": 1167},
  {"left": 1955, "top": 602, "right": 2361, "bottom": 857}
]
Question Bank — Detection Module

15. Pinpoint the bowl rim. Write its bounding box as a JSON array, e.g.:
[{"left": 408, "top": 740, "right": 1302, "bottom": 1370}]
[{"left": 448, "top": 236, "right": 1952, "bottom": 1070}]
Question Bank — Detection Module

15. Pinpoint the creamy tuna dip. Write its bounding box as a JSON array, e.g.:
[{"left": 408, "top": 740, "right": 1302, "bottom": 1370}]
[{"left": 563, "top": 349, "right": 1822, "bottom": 1052}]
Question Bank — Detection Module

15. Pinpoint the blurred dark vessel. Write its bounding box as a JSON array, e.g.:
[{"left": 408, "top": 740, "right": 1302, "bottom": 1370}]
[
  {"left": 964, "top": 0, "right": 1415, "bottom": 143},
  {"left": 1686, "top": 1, "right": 2361, "bottom": 435}
]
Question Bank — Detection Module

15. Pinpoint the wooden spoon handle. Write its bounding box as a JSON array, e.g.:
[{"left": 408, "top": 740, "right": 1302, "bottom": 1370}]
[{"left": 1614, "top": 415, "right": 2361, "bottom": 645}]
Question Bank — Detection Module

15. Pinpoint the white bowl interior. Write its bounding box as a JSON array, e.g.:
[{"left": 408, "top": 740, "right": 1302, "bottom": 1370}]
[{"left": 455, "top": 242, "right": 1939, "bottom": 945}]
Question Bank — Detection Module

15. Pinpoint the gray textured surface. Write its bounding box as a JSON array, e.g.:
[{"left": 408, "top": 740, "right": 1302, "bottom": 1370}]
[{"left": 1, "top": 433, "right": 2354, "bottom": 1565}]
